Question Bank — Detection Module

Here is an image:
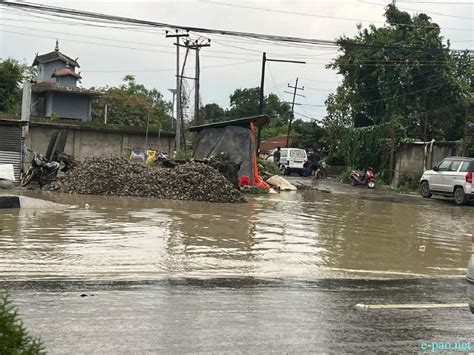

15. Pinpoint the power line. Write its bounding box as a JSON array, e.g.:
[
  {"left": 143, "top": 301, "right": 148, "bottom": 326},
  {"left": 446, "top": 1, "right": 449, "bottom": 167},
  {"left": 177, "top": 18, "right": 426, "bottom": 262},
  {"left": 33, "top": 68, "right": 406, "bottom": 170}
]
[
  {"left": 202, "top": 0, "right": 473, "bottom": 30},
  {"left": 1, "top": 22, "right": 265, "bottom": 59},
  {"left": 397, "top": 1, "right": 473, "bottom": 4},
  {"left": 359, "top": 1, "right": 474, "bottom": 20},
  {"left": 86, "top": 60, "right": 259, "bottom": 73},
  {"left": 0, "top": 29, "right": 265, "bottom": 61},
  {"left": 0, "top": 1, "right": 471, "bottom": 53}
]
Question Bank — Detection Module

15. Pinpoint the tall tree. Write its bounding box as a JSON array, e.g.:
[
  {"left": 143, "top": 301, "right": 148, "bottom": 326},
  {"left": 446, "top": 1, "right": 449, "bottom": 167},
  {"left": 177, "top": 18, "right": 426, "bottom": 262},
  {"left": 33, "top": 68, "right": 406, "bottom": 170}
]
[
  {"left": 325, "top": 3, "right": 472, "bottom": 140},
  {"left": 201, "top": 103, "right": 225, "bottom": 123},
  {"left": 225, "top": 87, "right": 293, "bottom": 126},
  {"left": 92, "top": 75, "right": 172, "bottom": 129},
  {"left": 0, "top": 58, "right": 34, "bottom": 115},
  {"left": 290, "top": 119, "right": 326, "bottom": 150}
]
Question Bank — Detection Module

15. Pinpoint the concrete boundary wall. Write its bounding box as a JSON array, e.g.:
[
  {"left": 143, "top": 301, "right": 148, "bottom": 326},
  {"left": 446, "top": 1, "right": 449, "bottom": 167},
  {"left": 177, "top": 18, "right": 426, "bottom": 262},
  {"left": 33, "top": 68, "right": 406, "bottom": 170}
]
[
  {"left": 392, "top": 141, "right": 456, "bottom": 186},
  {"left": 26, "top": 121, "right": 175, "bottom": 161}
]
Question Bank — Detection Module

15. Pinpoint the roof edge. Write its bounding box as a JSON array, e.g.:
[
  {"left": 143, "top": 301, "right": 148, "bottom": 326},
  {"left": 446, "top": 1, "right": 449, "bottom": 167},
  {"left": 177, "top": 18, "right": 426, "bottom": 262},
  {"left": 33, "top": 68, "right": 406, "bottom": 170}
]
[{"left": 189, "top": 115, "right": 270, "bottom": 132}]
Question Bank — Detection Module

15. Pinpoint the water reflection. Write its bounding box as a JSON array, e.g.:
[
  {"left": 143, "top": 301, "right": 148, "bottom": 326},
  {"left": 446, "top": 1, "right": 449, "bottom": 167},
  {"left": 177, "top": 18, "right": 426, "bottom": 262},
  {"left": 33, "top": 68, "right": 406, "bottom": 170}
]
[{"left": 0, "top": 189, "right": 472, "bottom": 280}]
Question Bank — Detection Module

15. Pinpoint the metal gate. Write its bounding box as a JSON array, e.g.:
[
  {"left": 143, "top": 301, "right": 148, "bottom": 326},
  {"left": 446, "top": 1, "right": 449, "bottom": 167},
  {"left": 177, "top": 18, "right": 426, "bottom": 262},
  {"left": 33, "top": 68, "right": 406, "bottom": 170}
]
[{"left": 0, "top": 126, "right": 22, "bottom": 183}]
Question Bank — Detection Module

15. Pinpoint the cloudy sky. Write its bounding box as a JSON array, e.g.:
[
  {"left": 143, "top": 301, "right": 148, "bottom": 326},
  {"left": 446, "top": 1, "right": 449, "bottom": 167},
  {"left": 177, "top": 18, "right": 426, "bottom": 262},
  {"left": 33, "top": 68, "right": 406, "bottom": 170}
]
[{"left": 0, "top": 0, "right": 472, "bottom": 121}]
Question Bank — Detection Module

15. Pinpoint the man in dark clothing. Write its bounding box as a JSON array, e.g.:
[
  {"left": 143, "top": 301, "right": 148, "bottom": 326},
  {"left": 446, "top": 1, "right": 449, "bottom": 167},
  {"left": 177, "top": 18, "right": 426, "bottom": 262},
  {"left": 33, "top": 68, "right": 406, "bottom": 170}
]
[
  {"left": 305, "top": 150, "right": 314, "bottom": 177},
  {"left": 273, "top": 147, "right": 281, "bottom": 165}
]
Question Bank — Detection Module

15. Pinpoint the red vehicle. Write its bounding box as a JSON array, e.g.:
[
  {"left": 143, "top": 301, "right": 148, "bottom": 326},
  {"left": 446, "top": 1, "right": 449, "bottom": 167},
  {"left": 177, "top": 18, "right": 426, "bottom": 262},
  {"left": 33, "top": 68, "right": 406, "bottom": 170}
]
[{"left": 349, "top": 167, "right": 376, "bottom": 189}]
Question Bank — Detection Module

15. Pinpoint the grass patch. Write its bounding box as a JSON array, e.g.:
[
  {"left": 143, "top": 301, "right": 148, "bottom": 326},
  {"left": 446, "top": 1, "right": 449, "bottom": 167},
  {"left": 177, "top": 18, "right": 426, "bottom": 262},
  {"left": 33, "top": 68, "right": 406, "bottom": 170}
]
[{"left": 241, "top": 185, "right": 269, "bottom": 194}]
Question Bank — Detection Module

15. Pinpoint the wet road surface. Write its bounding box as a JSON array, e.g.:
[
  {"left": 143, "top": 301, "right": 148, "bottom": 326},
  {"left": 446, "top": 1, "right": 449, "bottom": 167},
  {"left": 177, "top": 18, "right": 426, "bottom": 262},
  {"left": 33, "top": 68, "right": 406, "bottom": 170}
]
[
  {"left": 4, "top": 278, "right": 473, "bottom": 354},
  {"left": 1, "top": 180, "right": 473, "bottom": 353},
  {"left": 0, "top": 181, "right": 472, "bottom": 280}
]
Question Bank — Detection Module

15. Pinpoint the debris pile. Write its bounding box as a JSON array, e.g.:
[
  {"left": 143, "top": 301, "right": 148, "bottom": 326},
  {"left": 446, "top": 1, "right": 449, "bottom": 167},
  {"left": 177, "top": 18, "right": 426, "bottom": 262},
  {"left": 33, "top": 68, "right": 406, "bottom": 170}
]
[{"left": 57, "top": 157, "right": 246, "bottom": 203}]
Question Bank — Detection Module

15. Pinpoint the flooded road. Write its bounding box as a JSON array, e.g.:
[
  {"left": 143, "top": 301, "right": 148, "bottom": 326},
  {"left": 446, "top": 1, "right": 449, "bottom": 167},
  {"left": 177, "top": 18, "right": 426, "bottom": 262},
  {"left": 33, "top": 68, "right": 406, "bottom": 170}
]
[{"left": 1, "top": 184, "right": 472, "bottom": 280}]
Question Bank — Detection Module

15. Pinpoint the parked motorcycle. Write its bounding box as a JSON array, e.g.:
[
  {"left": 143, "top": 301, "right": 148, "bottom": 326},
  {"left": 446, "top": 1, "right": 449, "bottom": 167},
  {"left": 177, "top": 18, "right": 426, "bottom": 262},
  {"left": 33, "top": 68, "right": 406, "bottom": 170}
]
[
  {"left": 349, "top": 167, "right": 376, "bottom": 189},
  {"left": 21, "top": 150, "right": 62, "bottom": 187}
]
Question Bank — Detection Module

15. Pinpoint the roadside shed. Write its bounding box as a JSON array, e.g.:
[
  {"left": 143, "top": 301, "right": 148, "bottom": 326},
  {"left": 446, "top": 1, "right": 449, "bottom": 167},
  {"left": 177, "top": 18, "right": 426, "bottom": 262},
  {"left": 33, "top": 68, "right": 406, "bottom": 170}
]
[
  {"left": 0, "top": 118, "right": 26, "bottom": 183},
  {"left": 189, "top": 115, "right": 270, "bottom": 187}
]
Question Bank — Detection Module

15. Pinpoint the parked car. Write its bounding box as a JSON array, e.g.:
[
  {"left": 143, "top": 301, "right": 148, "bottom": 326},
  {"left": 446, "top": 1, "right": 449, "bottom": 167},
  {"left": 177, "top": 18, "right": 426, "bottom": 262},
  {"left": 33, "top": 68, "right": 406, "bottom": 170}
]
[
  {"left": 267, "top": 148, "right": 308, "bottom": 176},
  {"left": 419, "top": 157, "right": 474, "bottom": 205},
  {"left": 468, "top": 235, "right": 474, "bottom": 314}
]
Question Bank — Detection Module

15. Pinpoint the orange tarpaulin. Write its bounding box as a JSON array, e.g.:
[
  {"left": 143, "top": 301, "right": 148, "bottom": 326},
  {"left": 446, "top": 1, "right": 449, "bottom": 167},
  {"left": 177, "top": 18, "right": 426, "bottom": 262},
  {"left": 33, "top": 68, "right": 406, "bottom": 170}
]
[{"left": 249, "top": 122, "right": 270, "bottom": 190}]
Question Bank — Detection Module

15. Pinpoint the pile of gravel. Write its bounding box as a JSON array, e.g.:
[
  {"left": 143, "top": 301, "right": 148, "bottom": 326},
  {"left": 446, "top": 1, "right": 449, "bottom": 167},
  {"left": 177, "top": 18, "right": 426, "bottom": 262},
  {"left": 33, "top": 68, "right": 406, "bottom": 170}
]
[{"left": 57, "top": 157, "right": 246, "bottom": 203}]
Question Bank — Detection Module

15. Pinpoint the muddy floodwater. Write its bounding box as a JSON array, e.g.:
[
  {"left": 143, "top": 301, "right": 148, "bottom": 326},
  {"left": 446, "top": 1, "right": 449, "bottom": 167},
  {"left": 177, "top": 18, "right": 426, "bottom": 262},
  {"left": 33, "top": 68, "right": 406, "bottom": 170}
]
[{"left": 0, "top": 186, "right": 472, "bottom": 280}]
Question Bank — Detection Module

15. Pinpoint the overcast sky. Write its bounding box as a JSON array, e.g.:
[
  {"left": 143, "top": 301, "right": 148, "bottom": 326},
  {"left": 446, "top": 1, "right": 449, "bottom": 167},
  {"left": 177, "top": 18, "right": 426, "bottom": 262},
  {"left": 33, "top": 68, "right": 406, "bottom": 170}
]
[{"left": 0, "top": 0, "right": 472, "bottom": 121}]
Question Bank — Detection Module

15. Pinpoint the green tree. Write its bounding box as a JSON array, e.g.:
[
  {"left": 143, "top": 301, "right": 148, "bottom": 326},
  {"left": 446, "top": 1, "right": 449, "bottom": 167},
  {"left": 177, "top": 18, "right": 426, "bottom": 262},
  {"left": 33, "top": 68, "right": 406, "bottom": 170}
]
[
  {"left": 201, "top": 103, "right": 225, "bottom": 122},
  {"left": 226, "top": 87, "right": 293, "bottom": 126},
  {"left": 0, "top": 294, "right": 44, "bottom": 354},
  {"left": 325, "top": 3, "right": 472, "bottom": 140},
  {"left": 0, "top": 58, "right": 31, "bottom": 115},
  {"left": 290, "top": 119, "right": 326, "bottom": 150},
  {"left": 92, "top": 75, "right": 173, "bottom": 129},
  {"left": 225, "top": 87, "right": 294, "bottom": 139}
]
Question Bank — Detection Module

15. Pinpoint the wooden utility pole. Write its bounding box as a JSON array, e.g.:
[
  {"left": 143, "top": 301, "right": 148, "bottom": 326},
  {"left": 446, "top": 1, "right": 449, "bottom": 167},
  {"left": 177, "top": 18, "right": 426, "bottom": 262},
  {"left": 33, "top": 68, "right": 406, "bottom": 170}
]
[
  {"left": 195, "top": 46, "right": 201, "bottom": 125},
  {"left": 422, "top": 112, "right": 427, "bottom": 171},
  {"left": 463, "top": 104, "right": 470, "bottom": 156},
  {"left": 257, "top": 52, "right": 305, "bottom": 154},
  {"left": 284, "top": 78, "right": 305, "bottom": 147},
  {"left": 166, "top": 30, "right": 189, "bottom": 152},
  {"left": 389, "top": 114, "right": 396, "bottom": 185}
]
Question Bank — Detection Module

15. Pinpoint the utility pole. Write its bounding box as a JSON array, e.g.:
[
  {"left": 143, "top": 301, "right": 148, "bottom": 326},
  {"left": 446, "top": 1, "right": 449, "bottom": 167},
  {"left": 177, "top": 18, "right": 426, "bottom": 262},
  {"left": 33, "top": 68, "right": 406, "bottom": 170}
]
[
  {"left": 389, "top": 114, "right": 397, "bottom": 185},
  {"left": 257, "top": 52, "right": 305, "bottom": 154},
  {"left": 195, "top": 46, "right": 201, "bottom": 125},
  {"left": 166, "top": 29, "right": 189, "bottom": 152},
  {"left": 20, "top": 82, "right": 31, "bottom": 171},
  {"left": 183, "top": 39, "right": 210, "bottom": 126},
  {"left": 463, "top": 104, "right": 470, "bottom": 156},
  {"left": 104, "top": 103, "right": 108, "bottom": 124},
  {"left": 284, "top": 78, "right": 304, "bottom": 147},
  {"left": 168, "top": 88, "right": 176, "bottom": 130},
  {"left": 422, "top": 111, "right": 427, "bottom": 170}
]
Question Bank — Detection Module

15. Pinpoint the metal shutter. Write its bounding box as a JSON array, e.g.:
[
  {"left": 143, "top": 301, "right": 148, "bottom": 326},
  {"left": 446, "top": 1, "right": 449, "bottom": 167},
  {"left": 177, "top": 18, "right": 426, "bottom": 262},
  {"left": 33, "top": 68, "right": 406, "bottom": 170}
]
[{"left": 0, "top": 126, "right": 22, "bottom": 182}]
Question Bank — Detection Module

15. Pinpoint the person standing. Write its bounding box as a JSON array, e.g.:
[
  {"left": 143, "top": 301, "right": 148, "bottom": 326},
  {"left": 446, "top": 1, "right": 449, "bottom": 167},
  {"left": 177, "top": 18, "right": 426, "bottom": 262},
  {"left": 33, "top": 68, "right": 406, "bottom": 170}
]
[
  {"left": 273, "top": 147, "right": 281, "bottom": 165},
  {"left": 305, "top": 150, "right": 314, "bottom": 177}
]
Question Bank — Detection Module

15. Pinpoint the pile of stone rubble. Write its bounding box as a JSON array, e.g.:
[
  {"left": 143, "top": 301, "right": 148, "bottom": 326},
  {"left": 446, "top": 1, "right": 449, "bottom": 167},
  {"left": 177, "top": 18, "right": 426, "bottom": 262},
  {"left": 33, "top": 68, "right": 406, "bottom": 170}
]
[{"left": 57, "top": 157, "right": 246, "bottom": 203}]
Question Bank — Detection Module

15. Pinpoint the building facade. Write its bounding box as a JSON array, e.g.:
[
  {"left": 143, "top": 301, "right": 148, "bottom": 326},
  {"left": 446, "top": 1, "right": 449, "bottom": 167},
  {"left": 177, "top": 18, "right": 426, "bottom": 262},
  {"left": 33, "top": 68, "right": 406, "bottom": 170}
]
[{"left": 30, "top": 41, "right": 99, "bottom": 121}]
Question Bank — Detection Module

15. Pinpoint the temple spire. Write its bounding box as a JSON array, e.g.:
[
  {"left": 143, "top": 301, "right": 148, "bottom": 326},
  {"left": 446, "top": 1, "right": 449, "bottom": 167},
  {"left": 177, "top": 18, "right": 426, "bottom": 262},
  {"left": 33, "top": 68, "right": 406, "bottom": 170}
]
[{"left": 55, "top": 39, "right": 59, "bottom": 52}]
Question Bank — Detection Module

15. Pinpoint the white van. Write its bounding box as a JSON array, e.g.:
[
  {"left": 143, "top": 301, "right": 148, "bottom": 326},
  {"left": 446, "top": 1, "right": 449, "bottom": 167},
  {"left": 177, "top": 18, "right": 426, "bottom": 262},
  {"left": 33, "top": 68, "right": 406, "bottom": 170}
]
[{"left": 267, "top": 148, "right": 308, "bottom": 176}]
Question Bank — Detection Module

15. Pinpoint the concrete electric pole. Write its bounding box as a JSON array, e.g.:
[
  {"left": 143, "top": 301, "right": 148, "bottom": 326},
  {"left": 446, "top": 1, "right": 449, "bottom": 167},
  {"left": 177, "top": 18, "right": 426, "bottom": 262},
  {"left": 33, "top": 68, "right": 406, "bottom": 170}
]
[{"left": 166, "top": 30, "right": 189, "bottom": 152}]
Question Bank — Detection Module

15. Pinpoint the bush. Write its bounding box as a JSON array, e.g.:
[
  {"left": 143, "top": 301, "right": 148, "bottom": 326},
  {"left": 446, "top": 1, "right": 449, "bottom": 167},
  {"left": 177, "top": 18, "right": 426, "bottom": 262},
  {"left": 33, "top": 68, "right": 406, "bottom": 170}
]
[
  {"left": 397, "top": 172, "right": 422, "bottom": 192},
  {"left": 0, "top": 293, "right": 44, "bottom": 354},
  {"left": 338, "top": 166, "right": 353, "bottom": 183},
  {"left": 258, "top": 158, "right": 281, "bottom": 176}
]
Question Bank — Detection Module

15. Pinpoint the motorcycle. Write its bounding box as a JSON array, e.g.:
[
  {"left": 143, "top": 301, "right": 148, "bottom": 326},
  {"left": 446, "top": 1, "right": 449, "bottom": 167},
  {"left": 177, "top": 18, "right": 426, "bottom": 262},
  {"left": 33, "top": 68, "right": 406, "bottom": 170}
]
[
  {"left": 21, "top": 150, "right": 62, "bottom": 187},
  {"left": 349, "top": 167, "right": 376, "bottom": 189}
]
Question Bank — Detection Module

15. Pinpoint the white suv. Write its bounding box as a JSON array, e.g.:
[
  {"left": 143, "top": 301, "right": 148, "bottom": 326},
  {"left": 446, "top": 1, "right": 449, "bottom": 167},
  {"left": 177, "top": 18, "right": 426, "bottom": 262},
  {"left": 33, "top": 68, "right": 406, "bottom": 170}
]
[{"left": 419, "top": 157, "right": 474, "bottom": 205}]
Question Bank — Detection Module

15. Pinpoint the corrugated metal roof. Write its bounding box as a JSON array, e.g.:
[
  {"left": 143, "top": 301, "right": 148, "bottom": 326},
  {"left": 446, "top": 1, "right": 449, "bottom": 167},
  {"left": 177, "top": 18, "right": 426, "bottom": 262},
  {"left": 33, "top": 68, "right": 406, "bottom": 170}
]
[{"left": 189, "top": 115, "right": 270, "bottom": 132}]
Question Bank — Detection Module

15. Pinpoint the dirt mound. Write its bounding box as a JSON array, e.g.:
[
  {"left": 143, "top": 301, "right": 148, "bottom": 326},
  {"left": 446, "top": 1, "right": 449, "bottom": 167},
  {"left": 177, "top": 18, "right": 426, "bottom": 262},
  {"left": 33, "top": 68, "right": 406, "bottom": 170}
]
[{"left": 57, "top": 157, "right": 246, "bottom": 203}]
